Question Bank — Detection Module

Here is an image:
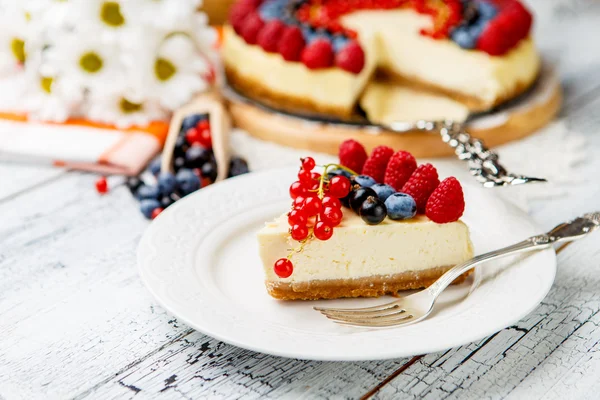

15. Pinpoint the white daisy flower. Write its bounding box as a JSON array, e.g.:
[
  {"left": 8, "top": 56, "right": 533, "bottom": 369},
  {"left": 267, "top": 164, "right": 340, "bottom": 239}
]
[
  {"left": 121, "top": 0, "right": 203, "bottom": 32},
  {"left": 44, "top": 28, "right": 126, "bottom": 96},
  {"left": 0, "top": 2, "right": 31, "bottom": 75},
  {"left": 0, "top": 73, "right": 29, "bottom": 114},
  {"left": 147, "top": 33, "right": 211, "bottom": 110},
  {"left": 85, "top": 92, "right": 168, "bottom": 129}
]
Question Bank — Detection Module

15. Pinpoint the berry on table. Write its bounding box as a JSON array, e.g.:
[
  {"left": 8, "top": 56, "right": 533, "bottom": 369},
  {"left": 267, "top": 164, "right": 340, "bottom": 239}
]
[
  {"left": 352, "top": 174, "right": 376, "bottom": 188},
  {"left": 314, "top": 221, "right": 334, "bottom": 241},
  {"left": 359, "top": 196, "right": 387, "bottom": 225},
  {"left": 198, "top": 127, "right": 212, "bottom": 149},
  {"left": 228, "top": 157, "right": 250, "bottom": 177},
  {"left": 174, "top": 156, "right": 186, "bottom": 171},
  {"left": 349, "top": 186, "right": 377, "bottom": 212},
  {"left": 426, "top": 177, "right": 465, "bottom": 223},
  {"left": 200, "top": 161, "right": 218, "bottom": 183},
  {"left": 157, "top": 171, "right": 177, "bottom": 195},
  {"left": 385, "top": 193, "right": 417, "bottom": 220},
  {"left": 339, "top": 139, "right": 368, "bottom": 174},
  {"left": 176, "top": 168, "right": 201, "bottom": 195},
  {"left": 151, "top": 207, "right": 164, "bottom": 219},
  {"left": 328, "top": 175, "right": 351, "bottom": 198},
  {"left": 185, "top": 127, "right": 202, "bottom": 145},
  {"left": 185, "top": 145, "right": 211, "bottom": 169},
  {"left": 301, "top": 38, "right": 334, "bottom": 69},
  {"left": 140, "top": 199, "right": 161, "bottom": 219},
  {"left": 362, "top": 145, "right": 394, "bottom": 183},
  {"left": 95, "top": 176, "right": 108, "bottom": 195},
  {"left": 384, "top": 150, "right": 417, "bottom": 191},
  {"left": 370, "top": 183, "right": 396, "bottom": 202},
  {"left": 291, "top": 224, "right": 309, "bottom": 241},
  {"left": 196, "top": 119, "right": 210, "bottom": 132},
  {"left": 401, "top": 164, "right": 440, "bottom": 214},
  {"left": 136, "top": 184, "right": 160, "bottom": 200},
  {"left": 148, "top": 157, "right": 162, "bottom": 176},
  {"left": 301, "top": 157, "right": 316, "bottom": 172},
  {"left": 160, "top": 194, "right": 176, "bottom": 209},
  {"left": 126, "top": 176, "right": 143, "bottom": 194},
  {"left": 274, "top": 258, "right": 293, "bottom": 278}
]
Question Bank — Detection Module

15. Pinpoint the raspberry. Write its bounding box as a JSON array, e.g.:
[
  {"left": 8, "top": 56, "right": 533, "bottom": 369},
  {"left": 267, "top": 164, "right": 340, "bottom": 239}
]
[
  {"left": 257, "top": 20, "right": 285, "bottom": 52},
  {"left": 477, "top": 1, "right": 532, "bottom": 55},
  {"left": 339, "top": 139, "right": 367, "bottom": 174},
  {"left": 425, "top": 177, "right": 465, "bottom": 223},
  {"left": 361, "top": 145, "right": 394, "bottom": 183},
  {"left": 301, "top": 38, "right": 334, "bottom": 69},
  {"left": 229, "top": 3, "right": 254, "bottom": 34},
  {"left": 401, "top": 164, "right": 440, "bottom": 214},
  {"left": 240, "top": 12, "right": 264, "bottom": 45},
  {"left": 383, "top": 150, "right": 417, "bottom": 191},
  {"left": 278, "top": 26, "right": 305, "bottom": 61},
  {"left": 335, "top": 41, "right": 365, "bottom": 74}
]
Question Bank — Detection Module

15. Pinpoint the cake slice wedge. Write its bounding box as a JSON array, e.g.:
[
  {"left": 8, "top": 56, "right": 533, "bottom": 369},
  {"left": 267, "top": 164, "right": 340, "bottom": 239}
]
[{"left": 258, "top": 212, "right": 474, "bottom": 300}]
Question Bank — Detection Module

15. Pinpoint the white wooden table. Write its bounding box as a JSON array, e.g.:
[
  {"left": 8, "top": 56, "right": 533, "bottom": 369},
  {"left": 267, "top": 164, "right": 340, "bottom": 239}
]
[{"left": 2, "top": 1, "right": 600, "bottom": 399}]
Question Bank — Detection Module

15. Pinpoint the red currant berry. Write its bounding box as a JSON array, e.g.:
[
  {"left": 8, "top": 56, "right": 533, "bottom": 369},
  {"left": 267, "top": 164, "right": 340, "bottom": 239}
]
[
  {"left": 329, "top": 176, "right": 351, "bottom": 198},
  {"left": 303, "top": 196, "right": 322, "bottom": 216},
  {"left": 288, "top": 209, "right": 307, "bottom": 226},
  {"left": 298, "top": 169, "right": 312, "bottom": 184},
  {"left": 95, "top": 177, "right": 108, "bottom": 194},
  {"left": 196, "top": 119, "right": 210, "bottom": 131},
  {"left": 274, "top": 258, "right": 293, "bottom": 278},
  {"left": 321, "top": 206, "right": 343, "bottom": 227},
  {"left": 151, "top": 207, "right": 164, "bottom": 219},
  {"left": 301, "top": 157, "right": 315, "bottom": 171},
  {"left": 322, "top": 195, "right": 342, "bottom": 210},
  {"left": 290, "top": 224, "right": 309, "bottom": 241},
  {"left": 314, "top": 221, "right": 334, "bottom": 241},
  {"left": 289, "top": 181, "right": 307, "bottom": 199},
  {"left": 185, "top": 127, "right": 201, "bottom": 145},
  {"left": 311, "top": 171, "right": 321, "bottom": 181},
  {"left": 293, "top": 196, "right": 306, "bottom": 209},
  {"left": 198, "top": 129, "right": 212, "bottom": 149}
]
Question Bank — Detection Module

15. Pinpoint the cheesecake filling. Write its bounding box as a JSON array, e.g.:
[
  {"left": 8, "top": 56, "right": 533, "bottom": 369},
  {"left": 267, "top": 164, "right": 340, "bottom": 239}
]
[{"left": 258, "top": 213, "right": 474, "bottom": 285}]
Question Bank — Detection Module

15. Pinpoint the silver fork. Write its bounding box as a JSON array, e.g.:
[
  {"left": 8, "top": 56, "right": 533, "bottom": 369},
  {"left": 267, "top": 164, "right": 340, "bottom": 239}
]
[{"left": 314, "top": 212, "right": 600, "bottom": 328}]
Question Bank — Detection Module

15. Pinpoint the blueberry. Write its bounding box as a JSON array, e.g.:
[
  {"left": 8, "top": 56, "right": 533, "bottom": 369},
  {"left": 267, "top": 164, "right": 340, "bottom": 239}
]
[
  {"left": 352, "top": 175, "right": 376, "bottom": 188},
  {"left": 140, "top": 199, "right": 161, "bottom": 219},
  {"left": 173, "top": 156, "right": 186, "bottom": 171},
  {"left": 181, "top": 114, "right": 207, "bottom": 133},
  {"left": 451, "top": 27, "right": 476, "bottom": 49},
  {"left": 327, "top": 168, "right": 352, "bottom": 180},
  {"left": 201, "top": 161, "right": 218, "bottom": 183},
  {"left": 385, "top": 193, "right": 417, "bottom": 220},
  {"left": 371, "top": 183, "right": 396, "bottom": 202},
  {"left": 469, "top": 19, "right": 487, "bottom": 38},
  {"left": 148, "top": 157, "right": 162, "bottom": 176},
  {"left": 157, "top": 171, "right": 177, "bottom": 195},
  {"left": 176, "top": 168, "right": 201, "bottom": 195},
  {"left": 301, "top": 26, "right": 319, "bottom": 44},
  {"left": 228, "top": 157, "right": 250, "bottom": 177},
  {"left": 126, "top": 176, "right": 143, "bottom": 194},
  {"left": 478, "top": 0, "right": 498, "bottom": 19},
  {"left": 160, "top": 194, "right": 176, "bottom": 209},
  {"left": 185, "top": 145, "right": 211, "bottom": 169},
  {"left": 359, "top": 196, "right": 387, "bottom": 225},
  {"left": 174, "top": 135, "right": 190, "bottom": 158},
  {"left": 349, "top": 186, "right": 377, "bottom": 212},
  {"left": 259, "top": 0, "right": 285, "bottom": 20},
  {"left": 136, "top": 184, "right": 160, "bottom": 200},
  {"left": 332, "top": 35, "right": 350, "bottom": 52}
]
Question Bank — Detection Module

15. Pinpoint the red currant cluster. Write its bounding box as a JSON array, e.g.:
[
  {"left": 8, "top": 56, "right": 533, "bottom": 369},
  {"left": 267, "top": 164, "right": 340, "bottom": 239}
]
[{"left": 273, "top": 157, "right": 353, "bottom": 279}]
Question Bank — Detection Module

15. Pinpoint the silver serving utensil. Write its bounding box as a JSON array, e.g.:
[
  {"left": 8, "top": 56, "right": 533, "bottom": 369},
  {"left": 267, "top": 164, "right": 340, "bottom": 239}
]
[
  {"left": 222, "top": 69, "right": 552, "bottom": 187},
  {"left": 314, "top": 212, "right": 600, "bottom": 328}
]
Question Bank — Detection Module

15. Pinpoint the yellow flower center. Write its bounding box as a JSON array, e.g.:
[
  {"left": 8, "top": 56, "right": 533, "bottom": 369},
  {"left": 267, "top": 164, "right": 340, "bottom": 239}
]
[
  {"left": 100, "top": 1, "right": 125, "bottom": 27},
  {"left": 119, "top": 98, "right": 143, "bottom": 114},
  {"left": 154, "top": 58, "right": 176, "bottom": 81},
  {"left": 79, "top": 52, "right": 103, "bottom": 73},
  {"left": 11, "top": 38, "right": 25, "bottom": 63},
  {"left": 40, "top": 77, "right": 54, "bottom": 94}
]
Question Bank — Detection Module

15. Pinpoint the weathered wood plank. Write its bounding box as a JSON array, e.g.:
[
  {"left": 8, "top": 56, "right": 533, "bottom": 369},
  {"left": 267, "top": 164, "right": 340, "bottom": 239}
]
[{"left": 0, "top": 163, "right": 65, "bottom": 202}]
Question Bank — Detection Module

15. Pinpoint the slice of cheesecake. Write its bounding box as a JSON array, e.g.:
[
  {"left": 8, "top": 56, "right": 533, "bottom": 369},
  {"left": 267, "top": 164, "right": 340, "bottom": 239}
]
[{"left": 257, "top": 212, "right": 474, "bottom": 301}]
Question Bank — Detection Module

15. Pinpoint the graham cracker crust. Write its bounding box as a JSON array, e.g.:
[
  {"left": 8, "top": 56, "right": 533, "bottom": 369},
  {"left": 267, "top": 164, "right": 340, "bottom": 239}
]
[
  {"left": 376, "top": 66, "right": 539, "bottom": 112},
  {"left": 266, "top": 266, "right": 473, "bottom": 301}
]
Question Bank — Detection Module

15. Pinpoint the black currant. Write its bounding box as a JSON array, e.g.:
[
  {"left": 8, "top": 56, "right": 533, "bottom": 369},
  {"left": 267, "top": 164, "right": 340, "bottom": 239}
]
[
  {"left": 359, "top": 196, "right": 387, "bottom": 225},
  {"left": 349, "top": 187, "right": 377, "bottom": 212}
]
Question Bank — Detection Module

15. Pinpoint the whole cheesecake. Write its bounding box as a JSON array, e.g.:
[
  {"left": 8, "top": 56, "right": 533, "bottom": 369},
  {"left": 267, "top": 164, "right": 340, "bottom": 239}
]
[{"left": 223, "top": 0, "right": 540, "bottom": 118}]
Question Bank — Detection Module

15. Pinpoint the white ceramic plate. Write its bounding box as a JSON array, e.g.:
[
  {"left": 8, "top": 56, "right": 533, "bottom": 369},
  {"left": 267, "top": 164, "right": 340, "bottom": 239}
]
[{"left": 138, "top": 165, "right": 556, "bottom": 361}]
